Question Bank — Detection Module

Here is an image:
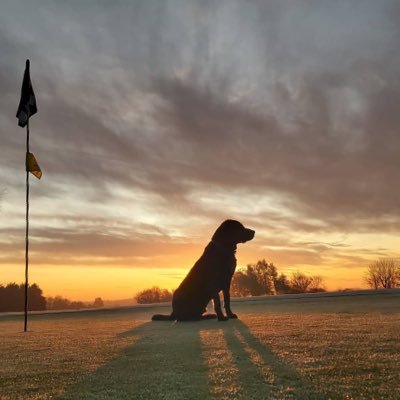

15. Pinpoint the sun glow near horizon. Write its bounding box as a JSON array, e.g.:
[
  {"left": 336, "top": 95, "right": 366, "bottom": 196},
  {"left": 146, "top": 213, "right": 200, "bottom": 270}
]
[{"left": 0, "top": 231, "right": 383, "bottom": 302}]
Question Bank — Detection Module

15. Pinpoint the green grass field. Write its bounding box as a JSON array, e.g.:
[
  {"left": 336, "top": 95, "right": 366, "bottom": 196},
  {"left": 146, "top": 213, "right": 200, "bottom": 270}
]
[{"left": 1, "top": 291, "right": 399, "bottom": 400}]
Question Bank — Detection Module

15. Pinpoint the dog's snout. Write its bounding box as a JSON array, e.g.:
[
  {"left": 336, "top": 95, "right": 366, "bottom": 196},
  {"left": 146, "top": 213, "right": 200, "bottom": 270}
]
[
  {"left": 247, "top": 229, "right": 255, "bottom": 239},
  {"left": 242, "top": 228, "right": 255, "bottom": 242}
]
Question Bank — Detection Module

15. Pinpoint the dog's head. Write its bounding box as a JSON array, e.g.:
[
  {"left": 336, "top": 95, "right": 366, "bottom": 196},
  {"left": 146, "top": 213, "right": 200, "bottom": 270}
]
[{"left": 211, "top": 220, "right": 255, "bottom": 246}]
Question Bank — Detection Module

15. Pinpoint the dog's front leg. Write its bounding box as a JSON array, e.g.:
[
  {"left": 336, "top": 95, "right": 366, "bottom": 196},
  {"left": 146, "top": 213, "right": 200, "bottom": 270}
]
[
  {"left": 213, "top": 292, "right": 228, "bottom": 321},
  {"left": 223, "top": 286, "right": 238, "bottom": 319}
]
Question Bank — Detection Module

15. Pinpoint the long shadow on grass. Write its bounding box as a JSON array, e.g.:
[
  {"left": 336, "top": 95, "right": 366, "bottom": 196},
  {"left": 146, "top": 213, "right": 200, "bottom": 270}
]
[
  {"left": 222, "top": 320, "right": 325, "bottom": 399},
  {"left": 58, "top": 321, "right": 211, "bottom": 400},
  {"left": 58, "top": 319, "right": 324, "bottom": 400}
]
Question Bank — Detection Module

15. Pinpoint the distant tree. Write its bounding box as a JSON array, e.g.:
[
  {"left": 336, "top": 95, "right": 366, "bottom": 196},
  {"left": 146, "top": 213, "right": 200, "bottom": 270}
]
[
  {"left": 243, "top": 265, "right": 266, "bottom": 296},
  {"left": 233, "top": 262, "right": 326, "bottom": 296},
  {"left": 253, "top": 259, "right": 278, "bottom": 294},
  {"left": 1, "top": 283, "right": 21, "bottom": 311},
  {"left": 70, "top": 301, "right": 86, "bottom": 309},
  {"left": 93, "top": 297, "right": 104, "bottom": 308},
  {"left": 158, "top": 288, "right": 173, "bottom": 302},
  {"left": 46, "top": 296, "right": 87, "bottom": 310},
  {"left": 231, "top": 271, "right": 250, "bottom": 296},
  {"left": 289, "top": 272, "right": 326, "bottom": 293},
  {"left": 0, "top": 283, "right": 46, "bottom": 312},
  {"left": 308, "top": 276, "right": 326, "bottom": 293},
  {"left": 46, "top": 296, "right": 68, "bottom": 310},
  {"left": 231, "top": 261, "right": 277, "bottom": 296},
  {"left": 365, "top": 259, "right": 400, "bottom": 289},
  {"left": 275, "top": 273, "right": 292, "bottom": 294},
  {"left": 231, "top": 270, "right": 257, "bottom": 297},
  {"left": 135, "top": 287, "right": 173, "bottom": 304},
  {"left": 290, "top": 272, "right": 313, "bottom": 293},
  {"left": 28, "top": 283, "right": 47, "bottom": 310}
]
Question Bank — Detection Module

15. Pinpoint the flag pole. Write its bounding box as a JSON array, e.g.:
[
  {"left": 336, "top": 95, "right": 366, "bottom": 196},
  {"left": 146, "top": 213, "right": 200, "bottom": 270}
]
[
  {"left": 17, "top": 59, "right": 39, "bottom": 332},
  {"left": 24, "top": 118, "right": 30, "bottom": 332}
]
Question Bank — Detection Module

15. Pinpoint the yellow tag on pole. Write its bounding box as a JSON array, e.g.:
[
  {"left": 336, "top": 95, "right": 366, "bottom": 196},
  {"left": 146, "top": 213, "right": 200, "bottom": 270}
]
[{"left": 26, "top": 152, "right": 42, "bottom": 179}]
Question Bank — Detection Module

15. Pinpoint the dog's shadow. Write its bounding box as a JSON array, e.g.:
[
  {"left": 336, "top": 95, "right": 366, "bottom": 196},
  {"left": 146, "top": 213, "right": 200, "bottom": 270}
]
[{"left": 58, "top": 319, "right": 325, "bottom": 400}]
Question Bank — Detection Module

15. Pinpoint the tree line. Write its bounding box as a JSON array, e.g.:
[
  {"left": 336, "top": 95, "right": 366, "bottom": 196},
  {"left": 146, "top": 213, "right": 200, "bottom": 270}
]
[
  {"left": 133, "top": 257, "right": 400, "bottom": 304},
  {"left": 0, "top": 283, "right": 104, "bottom": 312},
  {"left": 134, "top": 259, "right": 326, "bottom": 304},
  {"left": 231, "top": 259, "right": 325, "bottom": 296},
  {"left": 2, "top": 258, "right": 398, "bottom": 311},
  {"left": 0, "top": 283, "right": 46, "bottom": 312},
  {"left": 46, "top": 296, "right": 104, "bottom": 310}
]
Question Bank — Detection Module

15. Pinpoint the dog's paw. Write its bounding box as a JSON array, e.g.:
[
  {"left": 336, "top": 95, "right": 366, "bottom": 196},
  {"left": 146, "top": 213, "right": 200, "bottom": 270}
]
[
  {"left": 227, "top": 313, "right": 238, "bottom": 319},
  {"left": 217, "top": 316, "right": 229, "bottom": 322}
]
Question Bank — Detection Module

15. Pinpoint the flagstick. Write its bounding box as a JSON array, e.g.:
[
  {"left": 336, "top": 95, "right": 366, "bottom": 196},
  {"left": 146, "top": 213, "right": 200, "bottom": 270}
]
[{"left": 24, "top": 119, "right": 30, "bottom": 332}]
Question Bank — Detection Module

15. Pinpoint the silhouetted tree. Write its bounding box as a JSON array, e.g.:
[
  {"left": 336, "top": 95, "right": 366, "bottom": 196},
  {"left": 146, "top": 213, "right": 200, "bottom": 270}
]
[
  {"left": 288, "top": 272, "right": 326, "bottom": 293},
  {"left": 46, "top": 296, "right": 87, "bottom": 310},
  {"left": 93, "top": 297, "right": 104, "bottom": 308},
  {"left": 0, "top": 283, "right": 46, "bottom": 312},
  {"left": 253, "top": 259, "right": 278, "bottom": 294},
  {"left": 231, "top": 271, "right": 250, "bottom": 296},
  {"left": 232, "top": 262, "right": 326, "bottom": 296},
  {"left": 231, "top": 261, "right": 276, "bottom": 296},
  {"left": 46, "top": 296, "right": 67, "bottom": 310},
  {"left": 231, "top": 269, "right": 260, "bottom": 296},
  {"left": 28, "top": 284, "right": 47, "bottom": 310},
  {"left": 308, "top": 276, "right": 326, "bottom": 293},
  {"left": 243, "top": 265, "right": 266, "bottom": 295},
  {"left": 135, "top": 287, "right": 173, "bottom": 304},
  {"left": 275, "top": 273, "right": 291, "bottom": 294},
  {"left": 290, "top": 272, "right": 313, "bottom": 293},
  {"left": 0, "top": 283, "right": 21, "bottom": 311},
  {"left": 365, "top": 259, "right": 400, "bottom": 289},
  {"left": 70, "top": 301, "right": 86, "bottom": 309}
]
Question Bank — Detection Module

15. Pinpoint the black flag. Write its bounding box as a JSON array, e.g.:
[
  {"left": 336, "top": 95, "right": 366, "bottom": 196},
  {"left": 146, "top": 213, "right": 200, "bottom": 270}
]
[{"left": 16, "top": 59, "right": 37, "bottom": 127}]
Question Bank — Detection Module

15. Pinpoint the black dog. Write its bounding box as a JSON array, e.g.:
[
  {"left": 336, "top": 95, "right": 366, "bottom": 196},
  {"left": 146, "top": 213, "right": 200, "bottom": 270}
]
[{"left": 152, "top": 220, "right": 255, "bottom": 322}]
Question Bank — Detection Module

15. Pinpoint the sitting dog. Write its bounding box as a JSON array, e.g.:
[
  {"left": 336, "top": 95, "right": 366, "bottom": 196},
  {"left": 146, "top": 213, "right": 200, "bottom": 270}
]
[{"left": 152, "top": 220, "right": 255, "bottom": 321}]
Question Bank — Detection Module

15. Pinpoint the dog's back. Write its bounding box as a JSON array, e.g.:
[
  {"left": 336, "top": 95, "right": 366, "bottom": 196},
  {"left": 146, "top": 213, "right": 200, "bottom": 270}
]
[{"left": 172, "top": 243, "right": 221, "bottom": 320}]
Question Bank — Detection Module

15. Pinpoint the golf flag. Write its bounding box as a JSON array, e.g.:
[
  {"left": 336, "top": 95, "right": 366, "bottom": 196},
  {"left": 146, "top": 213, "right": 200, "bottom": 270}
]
[
  {"left": 26, "top": 152, "right": 42, "bottom": 179},
  {"left": 16, "top": 59, "right": 37, "bottom": 127},
  {"left": 17, "top": 59, "right": 41, "bottom": 332}
]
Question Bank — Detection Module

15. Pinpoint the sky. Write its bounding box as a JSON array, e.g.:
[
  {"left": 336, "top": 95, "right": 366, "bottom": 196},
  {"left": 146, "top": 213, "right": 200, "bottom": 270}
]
[{"left": 1, "top": 0, "right": 400, "bottom": 301}]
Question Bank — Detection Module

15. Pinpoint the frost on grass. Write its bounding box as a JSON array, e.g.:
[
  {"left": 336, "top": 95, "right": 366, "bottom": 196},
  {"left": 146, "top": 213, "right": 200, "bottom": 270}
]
[
  {"left": 1, "top": 293, "right": 399, "bottom": 400},
  {"left": 0, "top": 315, "right": 145, "bottom": 400},
  {"left": 200, "top": 329, "right": 242, "bottom": 399}
]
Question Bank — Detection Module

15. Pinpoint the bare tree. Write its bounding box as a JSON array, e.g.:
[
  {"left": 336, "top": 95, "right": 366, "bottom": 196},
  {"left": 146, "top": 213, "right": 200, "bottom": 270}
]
[
  {"left": 308, "top": 276, "right": 326, "bottom": 292},
  {"left": 290, "top": 272, "right": 312, "bottom": 293},
  {"left": 365, "top": 258, "right": 400, "bottom": 289}
]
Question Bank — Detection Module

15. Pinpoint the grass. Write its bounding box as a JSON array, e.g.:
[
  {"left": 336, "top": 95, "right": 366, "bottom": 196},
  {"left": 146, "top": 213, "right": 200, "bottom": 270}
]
[{"left": 0, "top": 291, "right": 399, "bottom": 399}]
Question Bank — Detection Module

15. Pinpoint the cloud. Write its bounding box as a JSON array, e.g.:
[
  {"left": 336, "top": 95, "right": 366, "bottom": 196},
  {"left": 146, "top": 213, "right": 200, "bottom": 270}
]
[{"left": 1, "top": 0, "right": 400, "bottom": 279}]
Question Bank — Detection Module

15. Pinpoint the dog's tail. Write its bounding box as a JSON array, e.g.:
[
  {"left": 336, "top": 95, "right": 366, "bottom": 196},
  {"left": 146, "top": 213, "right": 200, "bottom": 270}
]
[{"left": 152, "top": 313, "right": 175, "bottom": 321}]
